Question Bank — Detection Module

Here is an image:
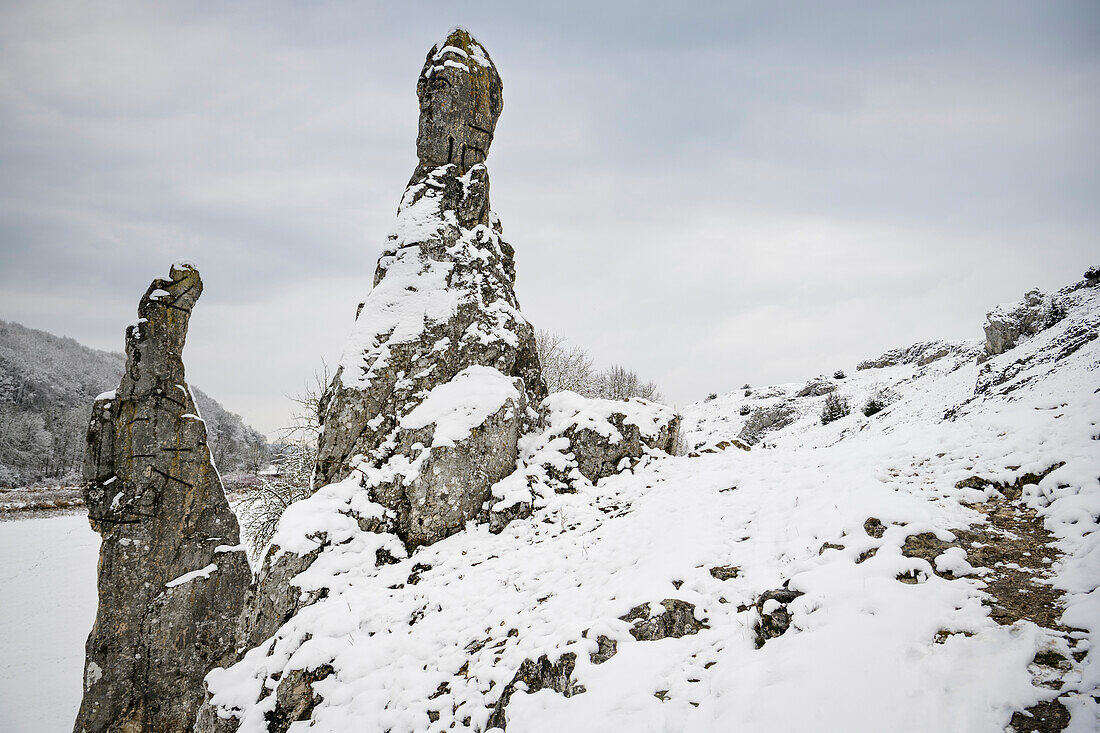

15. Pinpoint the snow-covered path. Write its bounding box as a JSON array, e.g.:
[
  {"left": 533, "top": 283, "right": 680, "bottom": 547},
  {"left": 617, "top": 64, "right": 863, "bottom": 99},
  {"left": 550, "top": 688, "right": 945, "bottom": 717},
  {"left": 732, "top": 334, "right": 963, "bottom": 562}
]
[{"left": 0, "top": 514, "right": 99, "bottom": 732}]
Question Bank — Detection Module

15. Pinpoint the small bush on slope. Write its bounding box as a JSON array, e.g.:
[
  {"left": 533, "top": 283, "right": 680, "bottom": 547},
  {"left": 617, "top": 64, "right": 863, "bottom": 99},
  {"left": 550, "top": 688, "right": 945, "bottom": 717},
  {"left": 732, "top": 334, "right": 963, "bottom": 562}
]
[{"left": 821, "top": 393, "right": 850, "bottom": 424}]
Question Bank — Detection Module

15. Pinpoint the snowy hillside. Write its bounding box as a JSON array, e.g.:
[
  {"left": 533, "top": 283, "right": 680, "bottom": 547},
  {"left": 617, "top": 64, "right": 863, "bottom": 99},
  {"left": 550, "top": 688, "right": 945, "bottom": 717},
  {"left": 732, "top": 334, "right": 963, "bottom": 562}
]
[
  {"left": 202, "top": 272, "right": 1099, "bottom": 733},
  {"left": 0, "top": 319, "right": 268, "bottom": 489}
]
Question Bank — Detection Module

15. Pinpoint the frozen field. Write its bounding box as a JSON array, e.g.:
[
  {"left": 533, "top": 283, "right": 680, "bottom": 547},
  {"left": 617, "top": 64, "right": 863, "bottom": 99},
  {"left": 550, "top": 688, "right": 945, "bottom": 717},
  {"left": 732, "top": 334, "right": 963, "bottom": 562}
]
[{"left": 0, "top": 514, "right": 99, "bottom": 732}]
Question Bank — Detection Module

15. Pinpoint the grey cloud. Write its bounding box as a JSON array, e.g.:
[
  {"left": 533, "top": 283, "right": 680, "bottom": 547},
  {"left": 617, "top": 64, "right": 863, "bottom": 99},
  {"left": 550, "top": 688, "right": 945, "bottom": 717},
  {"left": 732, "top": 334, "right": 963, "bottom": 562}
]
[{"left": 1, "top": 0, "right": 1097, "bottom": 431}]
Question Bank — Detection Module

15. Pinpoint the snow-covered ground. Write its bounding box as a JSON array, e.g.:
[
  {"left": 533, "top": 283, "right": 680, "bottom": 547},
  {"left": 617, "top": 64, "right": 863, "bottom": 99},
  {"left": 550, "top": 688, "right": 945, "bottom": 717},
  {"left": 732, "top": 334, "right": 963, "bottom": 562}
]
[
  {"left": 203, "top": 279, "right": 1099, "bottom": 732},
  {"left": 0, "top": 513, "right": 99, "bottom": 732}
]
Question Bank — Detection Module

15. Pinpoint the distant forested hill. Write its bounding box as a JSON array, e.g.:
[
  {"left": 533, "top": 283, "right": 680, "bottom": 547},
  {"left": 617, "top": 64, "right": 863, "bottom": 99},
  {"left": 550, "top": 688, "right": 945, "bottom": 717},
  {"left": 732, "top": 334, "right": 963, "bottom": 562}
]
[{"left": 0, "top": 319, "right": 268, "bottom": 488}]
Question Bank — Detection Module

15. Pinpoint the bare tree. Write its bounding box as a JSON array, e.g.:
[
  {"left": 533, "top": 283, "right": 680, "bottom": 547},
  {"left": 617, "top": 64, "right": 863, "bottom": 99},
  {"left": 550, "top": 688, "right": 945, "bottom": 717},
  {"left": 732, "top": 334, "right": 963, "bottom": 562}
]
[
  {"left": 238, "top": 360, "right": 331, "bottom": 558},
  {"left": 535, "top": 330, "right": 596, "bottom": 394},
  {"left": 535, "top": 330, "right": 662, "bottom": 402}
]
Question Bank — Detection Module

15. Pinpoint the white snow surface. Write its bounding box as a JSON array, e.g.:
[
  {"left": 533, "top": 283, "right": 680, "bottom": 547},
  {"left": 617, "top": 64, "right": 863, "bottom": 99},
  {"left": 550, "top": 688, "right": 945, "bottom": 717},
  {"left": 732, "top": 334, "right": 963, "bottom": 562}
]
[
  {"left": 165, "top": 563, "right": 218, "bottom": 588},
  {"left": 400, "top": 365, "right": 521, "bottom": 448},
  {"left": 0, "top": 515, "right": 99, "bottom": 732},
  {"left": 205, "top": 281, "right": 1099, "bottom": 732}
]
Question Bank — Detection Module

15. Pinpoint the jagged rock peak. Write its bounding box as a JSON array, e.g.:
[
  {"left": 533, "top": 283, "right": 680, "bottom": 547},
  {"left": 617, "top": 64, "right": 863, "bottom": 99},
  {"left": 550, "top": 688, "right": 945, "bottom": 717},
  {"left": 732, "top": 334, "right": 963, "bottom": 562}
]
[
  {"left": 414, "top": 27, "right": 503, "bottom": 181},
  {"left": 75, "top": 262, "right": 250, "bottom": 733}
]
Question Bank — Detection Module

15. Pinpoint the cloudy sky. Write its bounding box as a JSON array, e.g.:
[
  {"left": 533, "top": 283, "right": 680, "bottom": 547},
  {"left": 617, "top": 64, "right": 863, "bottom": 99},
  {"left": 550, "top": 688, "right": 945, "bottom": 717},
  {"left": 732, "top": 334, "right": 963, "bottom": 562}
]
[{"left": 2, "top": 1, "right": 1097, "bottom": 435}]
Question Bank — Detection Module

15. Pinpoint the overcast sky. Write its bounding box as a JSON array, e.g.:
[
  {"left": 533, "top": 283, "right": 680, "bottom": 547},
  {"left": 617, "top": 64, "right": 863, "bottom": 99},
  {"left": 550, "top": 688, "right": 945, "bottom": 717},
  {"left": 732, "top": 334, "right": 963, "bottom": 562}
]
[{"left": 2, "top": 1, "right": 1097, "bottom": 436}]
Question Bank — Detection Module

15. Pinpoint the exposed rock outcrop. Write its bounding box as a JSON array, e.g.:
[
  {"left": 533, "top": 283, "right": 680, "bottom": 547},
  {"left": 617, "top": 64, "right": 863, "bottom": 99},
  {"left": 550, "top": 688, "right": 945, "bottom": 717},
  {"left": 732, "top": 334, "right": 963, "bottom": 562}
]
[
  {"left": 795, "top": 376, "right": 837, "bottom": 397},
  {"left": 412, "top": 29, "right": 503, "bottom": 184},
  {"left": 975, "top": 274, "right": 1098, "bottom": 396},
  {"left": 856, "top": 339, "right": 980, "bottom": 371},
  {"left": 982, "top": 289, "right": 1065, "bottom": 361},
  {"left": 622, "top": 599, "right": 708, "bottom": 641},
  {"left": 199, "top": 29, "right": 547, "bottom": 731},
  {"left": 75, "top": 263, "right": 250, "bottom": 733},
  {"left": 491, "top": 599, "right": 704, "bottom": 729},
  {"left": 486, "top": 652, "right": 584, "bottom": 731},
  {"left": 487, "top": 392, "right": 679, "bottom": 526},
  {"left": 737, "top": 402, "right": 796, "bottom": 445},
  {"left": 753, "top": 587, "right": 803, "bottom": 647}
]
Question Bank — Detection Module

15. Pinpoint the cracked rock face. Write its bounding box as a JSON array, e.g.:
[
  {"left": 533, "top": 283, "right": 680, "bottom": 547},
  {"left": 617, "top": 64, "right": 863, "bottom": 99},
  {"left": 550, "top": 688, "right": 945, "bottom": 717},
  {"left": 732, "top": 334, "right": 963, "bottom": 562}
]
[
  {"left": 982, "top": 288, "right": 1065, "bottom": 361},
  {"left": 413, "top": 28, "right": 503, "bottom": 182},
  {"left": 75, "top": 263, "right": 250, "bottom": 733}
]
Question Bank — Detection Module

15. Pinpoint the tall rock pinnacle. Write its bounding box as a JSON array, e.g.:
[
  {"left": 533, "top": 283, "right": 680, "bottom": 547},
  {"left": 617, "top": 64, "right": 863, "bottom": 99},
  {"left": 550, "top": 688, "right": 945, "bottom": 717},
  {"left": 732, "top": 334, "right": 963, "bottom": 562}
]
[
  {"left": 197, "top": 31, "right": 546, "bottom": 729},
  {"left": 75, "top": 263, "right": 250, "bottom": 733}
]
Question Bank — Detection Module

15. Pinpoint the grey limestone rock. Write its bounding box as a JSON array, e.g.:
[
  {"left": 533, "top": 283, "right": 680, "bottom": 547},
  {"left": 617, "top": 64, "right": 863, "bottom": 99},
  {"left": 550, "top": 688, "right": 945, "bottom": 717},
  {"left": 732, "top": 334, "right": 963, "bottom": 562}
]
[
  {"left": 366, "top": 367, "right": 528, "bottom": 549},
  {"left": 975, "top": 279, "right": 1098, "bottom": 397},
  {"left": 622, "top": 599, "right": 708, "bottom": 641},
  {"left": 981, "top": 289, "right": 1065, "bottom": 361},
  {"left": 486, "top": 652, "right": 584, "bottom": 731},
  {"left": 75, "top": 263, "right": 250, "bottom": 733},
  {"left": 795, "top": 376, "right": 837, "bottom": 398},
  {"left": 412, "top": 28, "right": 503, "bottom": 183},
  {"left": 201, "top": 30, "right": 545, "bottom": 730},
  {"left": 313, "top": 29, "right": 545, "bottom": 536},
  {"left": 856, "top": 339, "right": 980, "bottom": 371},
  {"left": 486, "top": 393, "right": 680, "bottom": 531},
  {"left": 533, "top": 393, "right": 679, "bottom": 486},
  {"left": 738, "top": 402, "right": 796, "bottom": 445}
]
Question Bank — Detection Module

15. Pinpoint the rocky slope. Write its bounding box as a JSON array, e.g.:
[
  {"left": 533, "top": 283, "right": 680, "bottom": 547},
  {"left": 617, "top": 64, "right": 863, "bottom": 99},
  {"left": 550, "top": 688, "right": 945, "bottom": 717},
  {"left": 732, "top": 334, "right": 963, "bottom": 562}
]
[
  {"left": 195, "top": 268, "right": 1098, "bottom": 732},
  {"left": 0, "top": 318, "right": 267, "bottom": 489}
]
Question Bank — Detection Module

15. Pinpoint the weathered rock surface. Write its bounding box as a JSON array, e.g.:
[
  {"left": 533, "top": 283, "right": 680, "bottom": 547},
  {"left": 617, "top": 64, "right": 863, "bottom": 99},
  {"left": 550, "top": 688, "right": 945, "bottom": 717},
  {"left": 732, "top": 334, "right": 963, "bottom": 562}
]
[
  {"left": 491, "top": 600, "right": 704, "bottom": 729},
  {"left": 974, "top": 275, "right": 1098, "bottom": 397},
  {"left": 365, "top": 365, "right": 528, "bottom": 549},
  {"left": 75, "top": 263, "right": 250, "bottom": 733},
  {"left": 313, "top": 28, "right": 544, "bottom": 544},
  {"left": 487, "top": 392, "right": 680, "bottom": 527},
  {"left": 737, "top": 402, "right": 796, "bottom": 445},
  {"left": 795, "top": 376, "right": 837, "bottom": 397},
  {"left": 199, "top": 29, "right": 546, "bottom": 731},
  {"left": 486, "top": 652, "right": 584, "bottom": 731},
  {"left": 982, "top": 288, "right": 1065, "bottom": 361},
  {"left": 856, "top": 339, "right": 980, "bottom": 371},
  {"left": 622, "top": 599, "right": 708, "bottom": 641},
  {"left": 535, "top": 392, "right": 679, "bottom": 485},
  {"left": 413, "top": 28, "right": 503, "bottom": 183}
]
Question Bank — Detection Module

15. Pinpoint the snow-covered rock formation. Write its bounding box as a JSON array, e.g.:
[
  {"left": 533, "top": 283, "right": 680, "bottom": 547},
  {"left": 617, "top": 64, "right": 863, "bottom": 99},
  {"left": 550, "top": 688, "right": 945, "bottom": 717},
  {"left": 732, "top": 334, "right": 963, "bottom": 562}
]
[
  {"left": 312, "top": 27, "right": 545, "bottom": 545},
  {"left": 75, "top": 263, "right": 250, "bottom": 733},
  {"left": 197, "top": 28, "right": 682, "bottom": 733},
  {"left": 183, "top": 22, "right": 1099, "bottom": 733}
]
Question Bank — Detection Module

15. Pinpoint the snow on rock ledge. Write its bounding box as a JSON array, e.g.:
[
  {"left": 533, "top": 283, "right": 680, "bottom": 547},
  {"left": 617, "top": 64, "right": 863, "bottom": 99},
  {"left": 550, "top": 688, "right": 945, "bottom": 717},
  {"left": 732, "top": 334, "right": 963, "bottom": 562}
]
[
  {"left": 369, "top": 365, "right": 527, "bottom": 549},
  {"left": 534, "top": 392, "right": 680, "bottom": 485},
  {"left": 489, "top": 392, "right": 680, "bottom": 529}
]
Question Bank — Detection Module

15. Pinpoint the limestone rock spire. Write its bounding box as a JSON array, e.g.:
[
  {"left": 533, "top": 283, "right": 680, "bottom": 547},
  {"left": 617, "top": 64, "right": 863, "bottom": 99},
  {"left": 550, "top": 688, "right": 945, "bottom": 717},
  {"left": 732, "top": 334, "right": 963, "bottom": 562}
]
[
  {"left": 75, "top": 263, "right": 250, "bottom": 733},
  {"left": 196, "top": 31, "right": 546, "bottom": 730}
]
